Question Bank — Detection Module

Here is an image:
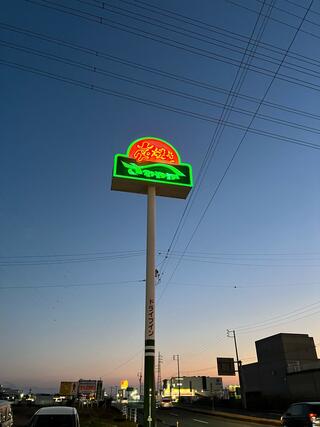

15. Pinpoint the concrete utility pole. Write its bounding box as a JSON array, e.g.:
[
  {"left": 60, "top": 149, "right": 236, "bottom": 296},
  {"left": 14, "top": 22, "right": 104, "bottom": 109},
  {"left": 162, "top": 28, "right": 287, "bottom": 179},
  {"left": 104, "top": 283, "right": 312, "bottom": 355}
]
[
  {"left": 144, "top": 185, "right": 156, "bottom": 427},
  {"left": 227, "top": 329, "right": 247, "bottom": 409},
  {"left": 157, "top": 352, "right": 163, "bottom": 396},
  {"left": 173, "top": 354, "right": 181, "bottom": 401},
  {"left": 137, "top": 372, "right": 142, "bottom": 399}
]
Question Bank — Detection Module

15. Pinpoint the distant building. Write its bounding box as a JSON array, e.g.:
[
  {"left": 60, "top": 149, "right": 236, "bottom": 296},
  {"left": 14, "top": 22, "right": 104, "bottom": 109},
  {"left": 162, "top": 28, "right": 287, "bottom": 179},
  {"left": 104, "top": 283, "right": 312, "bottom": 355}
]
[
  {"left": 117, "top": 386, "right": 140, "bottom": 402},
  {"left": 242, "top": 333, "right": 320, "bottom": 408},
  {"left": 224, "top": 385, "right": 241, "bottom": 400},
  {"left": 162, "top": 376, "right": 223, "bottom": 401}
]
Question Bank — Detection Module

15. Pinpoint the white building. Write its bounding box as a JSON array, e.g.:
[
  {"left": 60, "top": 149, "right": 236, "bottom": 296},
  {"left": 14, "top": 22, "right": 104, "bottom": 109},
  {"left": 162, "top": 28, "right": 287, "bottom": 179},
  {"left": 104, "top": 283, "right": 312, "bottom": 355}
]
[{"left": 162, "top": 376, "right": 223, "bottom": 401}]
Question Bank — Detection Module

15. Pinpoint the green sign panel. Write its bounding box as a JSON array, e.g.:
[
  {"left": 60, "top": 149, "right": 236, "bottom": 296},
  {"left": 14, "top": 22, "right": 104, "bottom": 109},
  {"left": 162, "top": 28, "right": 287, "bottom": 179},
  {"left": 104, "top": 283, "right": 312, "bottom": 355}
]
[{"left": 114, "top": 155, "right": 193, "bottom": 187}]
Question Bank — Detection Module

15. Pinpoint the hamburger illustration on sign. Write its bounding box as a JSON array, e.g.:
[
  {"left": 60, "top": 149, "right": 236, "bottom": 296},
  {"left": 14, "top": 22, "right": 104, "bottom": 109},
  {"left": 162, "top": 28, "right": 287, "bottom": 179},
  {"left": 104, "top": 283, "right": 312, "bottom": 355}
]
[{"left": 111, "top": 137, "right": 193, "bottom": 199}]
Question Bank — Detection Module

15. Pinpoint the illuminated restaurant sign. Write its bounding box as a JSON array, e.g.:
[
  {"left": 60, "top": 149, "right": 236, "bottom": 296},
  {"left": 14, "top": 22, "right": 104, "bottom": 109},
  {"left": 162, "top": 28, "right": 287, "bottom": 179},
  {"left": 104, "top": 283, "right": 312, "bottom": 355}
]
[{"left": 111, "top": 137, "right": 193, "bottom": 199}]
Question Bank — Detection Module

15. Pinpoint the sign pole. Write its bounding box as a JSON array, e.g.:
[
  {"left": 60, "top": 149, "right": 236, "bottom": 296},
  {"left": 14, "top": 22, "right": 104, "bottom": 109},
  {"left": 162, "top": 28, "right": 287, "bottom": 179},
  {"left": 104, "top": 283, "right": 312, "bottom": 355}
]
[
  {"left": 144, "top": 185, "right": 156, "bottom": 427},
  {"left": 111, "top": 137, "right": 193, "bottom": 426}
]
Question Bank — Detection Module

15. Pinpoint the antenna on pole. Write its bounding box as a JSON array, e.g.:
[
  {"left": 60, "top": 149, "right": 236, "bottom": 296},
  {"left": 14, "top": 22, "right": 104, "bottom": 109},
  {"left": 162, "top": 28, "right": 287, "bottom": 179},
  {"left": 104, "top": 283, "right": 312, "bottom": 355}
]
[{"left": 157, "top": 352, "right": 163, "bottom": 396}]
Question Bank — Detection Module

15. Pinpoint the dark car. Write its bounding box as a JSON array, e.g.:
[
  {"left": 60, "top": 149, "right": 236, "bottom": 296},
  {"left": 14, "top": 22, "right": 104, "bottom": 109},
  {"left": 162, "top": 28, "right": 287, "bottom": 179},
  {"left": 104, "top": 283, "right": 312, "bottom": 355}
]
[
  {"left": 28, "top": 406, "right": 80, "bottom": 427},
  {"left": 281, "top": 402, "right": 320, "bottom": 426}
]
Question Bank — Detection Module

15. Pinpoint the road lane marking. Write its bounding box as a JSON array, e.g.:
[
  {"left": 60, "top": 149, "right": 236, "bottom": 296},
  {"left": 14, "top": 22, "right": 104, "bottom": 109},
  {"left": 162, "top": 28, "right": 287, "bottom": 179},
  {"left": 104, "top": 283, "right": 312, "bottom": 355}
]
[
  {"left": 193, "top": 419, "right": 208, "bottom": 424},
  {"left": 169, "top": 413, "right": 179, "bottom": 417}
]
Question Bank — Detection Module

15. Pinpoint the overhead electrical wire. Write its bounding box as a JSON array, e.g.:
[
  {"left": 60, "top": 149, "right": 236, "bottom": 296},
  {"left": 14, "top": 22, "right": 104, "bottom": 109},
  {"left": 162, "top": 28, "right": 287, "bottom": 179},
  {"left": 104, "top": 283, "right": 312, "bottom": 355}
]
[
  {"left": 234, "top": 297, "right": 320, "bottom": 332},
  {"left": 23, "top": 0, "right": 320, "bottom": 94},
  {"left": 159, "top": 250, "right": 320, "bottom": 259},
  {"left": 162, "top": 256, "right": 320, "bottom": 268},
  {"left": 4, "top": 39, "right": 320, "bottom": 138},
  {"left": 73, "top": 0, "right": 320, "bottom": 80},
  {"left": 0, "top": 279, "right": 145, "bottom": 290},
  {"left": 101, "top": 348, "right": 143, "bottom": 378},
  {"left": 0, "top": 251, "right": 144, "bottom": 266},
  {"left": 225, "top": 0, "right": 320, "bottom": 42},
  {"left": 3, "top": 22, "right": 320, "bottom": 124},
  {"left": 282, "top": 0, "right": 320, "bottom": 16},
  {"left": 0, "top": 248, "right": 143, "bottom": 259},
  {"left": 238, "top": 309, "right": 320, "bottom": 334},
  {"left": 171, "top": 281, "right": 320, "bottom": 288},
  {"left": 2, "top": 59, "right": 320, "bottom": 152},
  {"left": 252, "top": 0, "right": 320, "bottom": 28},
  {"left": 158, "top": 0, "right": 275, "bottom": 295},
  {"left": 157, "top": 0, "right": 314, "bottom": 299},
  {"left": 117, "top": 0, "right": 320, "bottom": 71}
]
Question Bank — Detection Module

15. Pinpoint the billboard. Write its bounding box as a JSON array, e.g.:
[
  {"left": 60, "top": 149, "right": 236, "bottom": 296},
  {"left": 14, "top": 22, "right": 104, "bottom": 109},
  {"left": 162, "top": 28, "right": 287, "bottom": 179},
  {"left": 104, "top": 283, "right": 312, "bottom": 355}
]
[
  {"left": 78, "top": 380, "right": 97, "bottom": 395},
  {"left": 217, "top": 357, "right": 236, "bottom": 376},
  {"left": 59, "top": 382, "right": 78, "bottom": 396}
]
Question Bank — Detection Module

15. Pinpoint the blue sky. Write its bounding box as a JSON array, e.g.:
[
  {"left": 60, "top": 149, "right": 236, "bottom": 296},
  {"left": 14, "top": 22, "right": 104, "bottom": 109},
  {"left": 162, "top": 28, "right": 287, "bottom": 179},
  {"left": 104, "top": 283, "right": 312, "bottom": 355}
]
[{"left": 1, "top": 0, "right": 320, "bottom": 392}]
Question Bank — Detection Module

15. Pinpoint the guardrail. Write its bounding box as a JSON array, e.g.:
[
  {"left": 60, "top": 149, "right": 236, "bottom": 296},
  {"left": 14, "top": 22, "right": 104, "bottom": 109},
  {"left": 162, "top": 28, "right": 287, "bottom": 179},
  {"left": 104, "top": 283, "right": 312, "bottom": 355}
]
[{"left": 112, "top": 402, "right": 142, "bottom": 424}]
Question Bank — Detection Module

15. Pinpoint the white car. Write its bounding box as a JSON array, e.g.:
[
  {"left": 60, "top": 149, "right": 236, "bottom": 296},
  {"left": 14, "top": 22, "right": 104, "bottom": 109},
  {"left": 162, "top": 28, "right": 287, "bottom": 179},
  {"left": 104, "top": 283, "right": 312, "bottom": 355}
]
[
  {"left": 160, "top": 398, "right": 173, "bottom": 409},
  {"left": 28, "top": 406, "right": 80, "bottom": 427}
]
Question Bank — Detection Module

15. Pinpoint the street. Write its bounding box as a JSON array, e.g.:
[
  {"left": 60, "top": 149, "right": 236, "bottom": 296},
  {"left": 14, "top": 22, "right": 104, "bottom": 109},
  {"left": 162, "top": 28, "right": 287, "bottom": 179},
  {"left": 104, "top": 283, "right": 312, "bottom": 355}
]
[{"left": 156, "top": 408, "right": 278, "bottom": 427}]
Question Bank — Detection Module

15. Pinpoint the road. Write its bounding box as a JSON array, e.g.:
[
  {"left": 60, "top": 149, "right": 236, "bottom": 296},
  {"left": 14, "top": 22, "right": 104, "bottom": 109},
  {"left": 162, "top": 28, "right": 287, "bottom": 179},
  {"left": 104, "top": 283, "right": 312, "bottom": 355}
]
[{"left": 156, "top": 407, "right": 277, "bottom": 427}]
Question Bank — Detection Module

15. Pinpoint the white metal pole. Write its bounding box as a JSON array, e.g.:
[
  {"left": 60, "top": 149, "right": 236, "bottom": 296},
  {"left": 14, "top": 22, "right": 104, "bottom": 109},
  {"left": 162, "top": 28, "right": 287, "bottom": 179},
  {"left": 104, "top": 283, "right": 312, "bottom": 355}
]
[{"left": 144, "top": 185, "right": 156, "bottom": 427}]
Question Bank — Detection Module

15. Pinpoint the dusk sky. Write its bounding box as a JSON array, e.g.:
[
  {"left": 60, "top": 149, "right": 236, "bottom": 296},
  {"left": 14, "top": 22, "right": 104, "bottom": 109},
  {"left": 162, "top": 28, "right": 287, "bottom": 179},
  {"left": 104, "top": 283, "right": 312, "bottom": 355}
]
[{"left": 1, "top": 0, "right": 320, "bottom": 393}]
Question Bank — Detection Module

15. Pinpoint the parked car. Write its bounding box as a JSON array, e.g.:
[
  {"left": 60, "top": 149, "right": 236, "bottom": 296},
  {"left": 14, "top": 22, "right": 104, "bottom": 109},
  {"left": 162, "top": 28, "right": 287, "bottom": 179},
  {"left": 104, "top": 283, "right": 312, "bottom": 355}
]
[
  {"left": 28, "top": 406, "right": 80, "bottom": 427},
  {"left": 281, "top": 402, "right": 320, "bottom": 426},
  {"left": 0, "top": 400, "right": 13, "bottom": 427}
]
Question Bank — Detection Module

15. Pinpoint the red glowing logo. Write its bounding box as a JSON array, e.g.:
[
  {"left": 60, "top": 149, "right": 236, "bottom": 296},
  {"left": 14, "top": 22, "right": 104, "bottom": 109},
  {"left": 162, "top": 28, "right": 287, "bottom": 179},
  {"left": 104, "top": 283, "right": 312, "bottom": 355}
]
[{"left": 127, "top": 137, "right": 181, "bottom": 165}]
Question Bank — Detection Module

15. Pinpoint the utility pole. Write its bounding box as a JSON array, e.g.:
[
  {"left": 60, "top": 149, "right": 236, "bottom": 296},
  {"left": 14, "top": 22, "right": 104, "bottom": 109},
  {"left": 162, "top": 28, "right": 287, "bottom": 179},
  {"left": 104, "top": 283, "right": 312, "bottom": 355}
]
[
  {"left": 227, "top": 329, "right": 247, "bottom": 409},
  {"left": 173, "top": 354, "right": 181, "bottom": 402},
  {"left": 137, "top": 372, "right": 142, "bottom": 399},
  {"left": 157, "top": 352, "right": 163, "bottom": 396}
]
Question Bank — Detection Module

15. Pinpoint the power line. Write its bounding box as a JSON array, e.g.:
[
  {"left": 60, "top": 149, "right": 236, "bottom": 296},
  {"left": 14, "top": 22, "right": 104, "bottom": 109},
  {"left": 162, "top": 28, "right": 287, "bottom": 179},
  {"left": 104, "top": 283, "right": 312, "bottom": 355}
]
[
  {"left": 163, "top": 255, "right": 320, "bottom": 268},
  {"left": 238, "top": 308, "right": 320, "bottom": 334},
  {"left": 225, "top": 0, "right": 320, "bottom": 42},
  {"left": 22, "top": 0, "right": 320, "bottom": 94},
  {"left": 0, "top": 251, "right": 144, "bottom": 266},
  {"left": 4, "top": 38, "right": 320, "bottom": 142},
  {"left": 171, "top": 281, "right": 320, "bottom": 288},
  {"left": 157, "top": 0, "right": 275, "bottom": 285},
  {"left": 73, "top": 0, "right": 320, "bottom": 81},
  {"left": 102, "top": 348, "right": 143, "bottom": 378},
  {"left": 159, "top": 250, "right": 320, "bottom": 259},
  {"left": 158, "top": 0, "right": 276, "bottom": 297},
  {"left": 3, "top": 22, "right": 320, "bottom": 124},
  {"left": 0, "top": 279, "right": 145, "bottom": 290},
  {"left": 252, "top": 0, "right": 320, "bottom": 28},
  {"left": 118, "top": 0, "right": 320, "bottom": 71},
  {"left": 282, "top": 0, "right": 320, "bottom": 17},
  {"left": 157, "top": 0, "right": 314, "bottom": 299},
  {"left": 235, "top": 297, "right": 320, "bottom": 332},
  {"left": 0, "top": 248, "right": 143, "bottom": 259},
  {"left": 2, "top": 59, "right": 320, "bottom": 152}
]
